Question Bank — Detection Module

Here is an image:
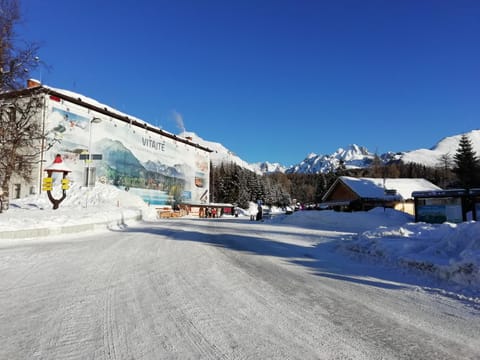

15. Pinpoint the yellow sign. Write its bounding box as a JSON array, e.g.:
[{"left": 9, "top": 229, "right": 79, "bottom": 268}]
[
  {"left": 61, "top": 178, "right": 70, "bottom": 190},
  {"left": 42, "top": 177, "right": 53, "bottom": 191}
]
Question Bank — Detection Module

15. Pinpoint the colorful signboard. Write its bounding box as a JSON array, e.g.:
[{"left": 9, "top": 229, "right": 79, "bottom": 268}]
[
  {"left": 42, "top": 95, "right": 210, "bottom": 206},
  {"left": 416, "top": 198, "right": 463, "bottom": 224}
]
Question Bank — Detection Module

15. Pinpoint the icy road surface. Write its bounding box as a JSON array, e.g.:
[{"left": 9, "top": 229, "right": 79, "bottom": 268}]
[{"left": 0, "top": 217, "right": 479, "bottom": 359}]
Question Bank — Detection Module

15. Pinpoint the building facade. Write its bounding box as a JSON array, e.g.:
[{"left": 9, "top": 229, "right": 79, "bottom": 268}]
[{"left": 1, "top": 81, "right": 212, "bottom": 207}]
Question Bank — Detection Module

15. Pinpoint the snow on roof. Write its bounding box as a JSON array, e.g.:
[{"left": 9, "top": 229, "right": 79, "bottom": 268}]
[
  {"left": 44, "top": 85, "right": 146, "bottom": 125},
  {"left": 37, "top": 85, "right": 212, "bottom": 152},
  {"left": 340, "top": 176, "right": 442, "bottom": 200}
]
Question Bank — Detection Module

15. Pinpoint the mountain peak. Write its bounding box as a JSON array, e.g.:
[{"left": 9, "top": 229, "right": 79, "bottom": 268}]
[
  {"left": 284, "top": 144, "right": 375, "bottom": 174},
  {"left": 333, "top": 144, "right": 370, "bottom": 161},
  {"left": 178, "top": 129, "right": 480, "bottom": 176}
]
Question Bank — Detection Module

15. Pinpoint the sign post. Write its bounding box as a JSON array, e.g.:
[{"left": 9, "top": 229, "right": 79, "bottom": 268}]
[{"left": 43, "top": 154, "right": 72, "bottom": 210}]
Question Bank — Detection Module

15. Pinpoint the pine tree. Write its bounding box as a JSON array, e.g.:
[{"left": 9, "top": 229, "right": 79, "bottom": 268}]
[{"left": 453, "top": 134, "right": 479, "bottom": 188}]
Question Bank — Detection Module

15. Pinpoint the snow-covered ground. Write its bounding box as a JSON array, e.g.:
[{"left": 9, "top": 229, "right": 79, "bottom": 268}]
[
  {"left": 270, "top": 208, "right": 480, "bottom": 296},
  {"left": 1, "top": 184, "right": 479, "bottom": 359},
  {"left": 1, "top": 183, "right": 479, "bottom": 295}
]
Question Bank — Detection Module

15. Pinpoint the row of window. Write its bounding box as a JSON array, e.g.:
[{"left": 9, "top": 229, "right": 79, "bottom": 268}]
[{"left": 9, "top": 184, "right": 36, "bottom": 199}]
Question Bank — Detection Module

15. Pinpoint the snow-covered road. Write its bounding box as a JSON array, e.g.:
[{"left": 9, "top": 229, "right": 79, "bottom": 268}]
[{"left": 1, "top": 217, "right": 479, "bottom": 359}]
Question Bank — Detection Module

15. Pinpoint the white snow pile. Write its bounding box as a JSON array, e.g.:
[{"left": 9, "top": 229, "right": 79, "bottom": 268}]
[
  {"left": 344, "top": 218, "right": 480, "bottom": 290},
  {"left": 1, "top": 183, "right": 159, "bottom": 232},
  {"left": 269, "top": 208, "right": 479, "bottom": 291},
  {"left": 271, "top": 206, "right": 414, "bottom": 233}
]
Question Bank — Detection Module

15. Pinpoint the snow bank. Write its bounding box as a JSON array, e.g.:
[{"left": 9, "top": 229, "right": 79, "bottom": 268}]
[
  {"left": 268, "top": 207, "right": 479, "bottom": 291},
  {"left": 342, "top": 219, "right": 480, "bottom": 291},
  {"left": 271, "top": 207, "right": 413, "bottom": 233},
  {"left": 1, "top": 183, "right": 158, "bottom": 232}
]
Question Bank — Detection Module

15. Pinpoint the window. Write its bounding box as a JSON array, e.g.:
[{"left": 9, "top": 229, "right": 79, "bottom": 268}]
[{"left": 14, "top": 184, "right": 21, "bottom": 199}]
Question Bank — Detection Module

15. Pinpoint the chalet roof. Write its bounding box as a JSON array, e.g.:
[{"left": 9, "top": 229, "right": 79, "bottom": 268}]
[{"left": 323, "top": 176, "right": 442, "bottom": 201}]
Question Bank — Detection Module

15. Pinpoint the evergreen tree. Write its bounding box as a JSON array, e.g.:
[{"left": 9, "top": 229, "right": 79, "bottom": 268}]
[
  {"left": 453, "top": 134, "right": 479, "bottom": 188},
  {"left": 211, "top": 162, "right": 295, "bottom": 208}
]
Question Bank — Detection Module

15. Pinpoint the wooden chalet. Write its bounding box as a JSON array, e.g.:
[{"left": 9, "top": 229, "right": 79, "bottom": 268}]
[{"left": 321, "top": 176, "right": 442, "bottom": 214}]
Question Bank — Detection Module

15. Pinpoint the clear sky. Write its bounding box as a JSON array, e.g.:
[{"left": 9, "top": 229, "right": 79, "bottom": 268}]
[{"left": 18, "top": 0, "right": 480, "bottom": 166}]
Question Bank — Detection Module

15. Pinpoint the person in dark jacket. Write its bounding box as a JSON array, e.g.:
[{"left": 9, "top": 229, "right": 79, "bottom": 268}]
[{"left": 256, "top": 204, "right": 263, "bottom": 221}]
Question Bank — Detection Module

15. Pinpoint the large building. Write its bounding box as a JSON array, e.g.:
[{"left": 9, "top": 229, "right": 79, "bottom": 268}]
[{"left": 1, "top": 80, "right": 212, "bottom": 207}]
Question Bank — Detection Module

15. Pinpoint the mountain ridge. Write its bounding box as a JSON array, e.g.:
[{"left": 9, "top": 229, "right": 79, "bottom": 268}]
[{"left": 181, "top": 129, "right": 480, "bottom": 175}]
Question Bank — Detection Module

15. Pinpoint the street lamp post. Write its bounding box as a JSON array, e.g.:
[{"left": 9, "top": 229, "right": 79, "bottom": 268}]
[
  {"left": 86, "top": 117, "right": 102, "bottom": 187},
  {"left": 210, "top": 162, "right": 215, "bottom": 204}
]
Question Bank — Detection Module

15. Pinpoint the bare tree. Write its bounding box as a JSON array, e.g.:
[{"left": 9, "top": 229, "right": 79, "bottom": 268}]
[
  {"left": 0, "top": 0, "right": 45, "bottom": 212},
  {"left": 369, "top": 153, "right": 384, "bottom": 178},
  {"left": 0, "top": 92, "right": 44, "bottom": 210},
  {"left": 437, "top": 153, "right": 454, "bottom": 188},
  {"left": 0, "top": 0, "right": 41, "bottom": 90}
]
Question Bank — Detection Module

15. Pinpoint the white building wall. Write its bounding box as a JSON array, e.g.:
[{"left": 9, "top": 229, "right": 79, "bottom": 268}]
[{"left": 19, "top": 91, "right": 211, "bottom": 207}]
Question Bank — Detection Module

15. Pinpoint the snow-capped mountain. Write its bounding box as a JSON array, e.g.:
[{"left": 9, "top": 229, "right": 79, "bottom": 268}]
[
  {"left": 180, "top": 131, "right": 256, "bottom": 172},
  {"left": 285, "top": 129, "right": 480, "bottom": 174},
  {"left": 250, "top": 161, "right": 288, "bottom": 174},
  {"left": 285, "top": 145, "right": 375, "bottom": 174},
  {"left": 401, "top": 129, "right": 480, "bottom": 168},
  {"left": 284, "top": 146, "right": 405, "bottom": 174},
  {"left": 179, "top": 129, "right": 480, "bottom": 175}
]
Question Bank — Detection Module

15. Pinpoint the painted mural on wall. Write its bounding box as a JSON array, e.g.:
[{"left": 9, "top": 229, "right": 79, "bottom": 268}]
[{"left": 42, "top": 96, "right": 210, "bottom": 206}]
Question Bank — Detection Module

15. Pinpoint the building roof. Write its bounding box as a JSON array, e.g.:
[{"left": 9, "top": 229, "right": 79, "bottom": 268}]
[
  {"left": 324, "top": 176, "right": 442, "bottom": 201},
  {"left": 0, "top": 82, "right": 213, "bottom": 153}
]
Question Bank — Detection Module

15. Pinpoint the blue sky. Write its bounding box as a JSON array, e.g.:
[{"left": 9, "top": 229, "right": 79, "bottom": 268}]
[{"left": 19, "top": 0, "right": 480, "bottom": 166}]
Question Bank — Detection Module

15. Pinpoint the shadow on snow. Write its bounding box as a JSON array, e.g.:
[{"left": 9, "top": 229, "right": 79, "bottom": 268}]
[{"left": 119, "top": 217, "right": 478, "bottom": 302}]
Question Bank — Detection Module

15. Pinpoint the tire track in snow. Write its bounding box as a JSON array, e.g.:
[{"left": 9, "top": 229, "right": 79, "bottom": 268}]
[
  {"left": 102, "top": 263, "right": 119, "bottom": 360},
  {"left": 148, "top": 222, "right": 365, "bottom": 359},
  {"left": 1, "top": 219, "right": 479, "bottom": 359},
  {"left": 145, "top": 237, "right": 233, "bottom": 359},
  {"left": 204, "top": 220, "right": 480, "bottom": 360}
]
